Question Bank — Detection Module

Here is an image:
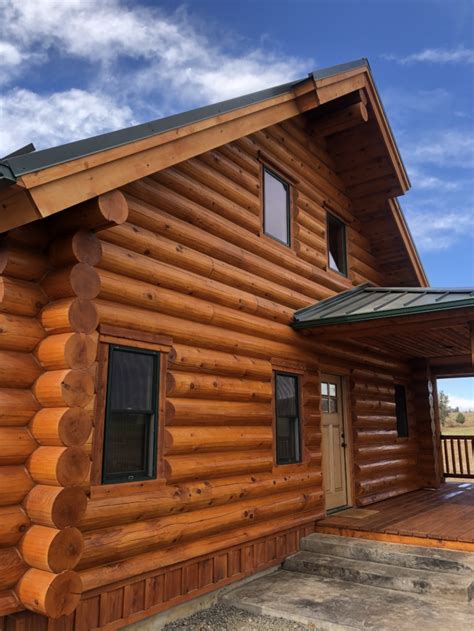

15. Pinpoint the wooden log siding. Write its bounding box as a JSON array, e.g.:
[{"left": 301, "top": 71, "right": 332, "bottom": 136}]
[{"left": 0, "top": 115, "right": 429, "bottom": 629}]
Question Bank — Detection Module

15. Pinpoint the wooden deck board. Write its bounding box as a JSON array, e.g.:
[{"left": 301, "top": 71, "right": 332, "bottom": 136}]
[{"left": 316, "top": 483, "right": 474, "bottom": 548}]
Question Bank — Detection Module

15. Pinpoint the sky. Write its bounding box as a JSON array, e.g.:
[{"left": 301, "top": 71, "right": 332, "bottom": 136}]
[{"left": 0, "top": 0, "right": 473, "bottom": 404}]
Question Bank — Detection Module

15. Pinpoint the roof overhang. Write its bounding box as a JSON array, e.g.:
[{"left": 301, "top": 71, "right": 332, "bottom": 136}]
[
  {"left": 293, "top": 285, "right": 474, "bottom": 375},
  {"left": 0, "top": 59, "right": 410, "bottom": 231}
]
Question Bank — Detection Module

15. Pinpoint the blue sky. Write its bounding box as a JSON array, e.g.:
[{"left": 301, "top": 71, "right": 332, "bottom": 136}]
[{"left": 1, "top": 0, "right": 473, "bottom": 403}]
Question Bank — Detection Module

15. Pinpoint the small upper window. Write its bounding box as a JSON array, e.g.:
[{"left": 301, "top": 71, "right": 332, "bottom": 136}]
[
  {"left": 102, "top": 345, "right": 160, "bottom": 484},
  {"left": 263, "top": 167, "right": 291, "bottom": 246},
  {"left": 275, "top": 372, "right": 301, "bottom": 464},
  {"left": 395, "top": 384, "right": 409, "bottom": 438},
  {"left": 327, "top": 212, "right": 347, "bottom": 276}
]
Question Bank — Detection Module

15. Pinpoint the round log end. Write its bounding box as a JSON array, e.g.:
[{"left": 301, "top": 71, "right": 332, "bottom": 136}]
[
  {"left": 20, "top": 525, "right": 83, "bottom": 573},
  {"left": 98, "top": 190, "right": 129, "bottom": 226},
  {"left": 60, "top": 408, "right": 93, "bottom": 446},
  {"left": 61, "top": 370, "right": 95, "bottom": 408},
  {"left": 68, "top": 299, "right": 99, "bottom": 334},
  {"left": 165, "top": 372, "right": 176, "bottom": 396},
  {"left": 64, "top": 333, "right": 98, "bottom": 370},
  {"left": 57, "top": 447, "right": 90, "bottom": 487},
  {"left": 359, "top": 101, "right": 369, "bottom": 123},
  {"left": 17, "top": 568, "right": 82, "bottom": 618},
  {"left": 70, "top": 264, "right": 101, "bottom": 300},
  {"left": 72, "top": 230, "right": 102, "bottom": 266},
  {"left": 26, "top": 486, "right": 88, "bottom": 528},
  {"left": 165, "top": 400, "right": 175, "bottom": 423}
]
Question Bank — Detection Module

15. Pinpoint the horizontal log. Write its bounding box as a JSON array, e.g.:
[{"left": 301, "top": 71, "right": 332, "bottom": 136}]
[
  {"left": 357, "top": 482, "right": 421, "bottom": 507},
  {"left": 354, "top": 443, "right": 417, "bottom": 461},
  {"left": 98, "top": 241, "right": 292, "bottom": 324},
  {"left": 80, "top": 508, "right": 322, "bottom": 592},
  {"left": 102, "top": 223, "right": 312, "bottom": 309},
  {"left": 0, "top": 505, "right": 29, "bottom": 546},
  {"left": 0, "top": 242, "right": 49, "bottom": 281},
  {"left": 0, "top": 277, "right": 47, "bottom": 317},
  {"left": 0, "top": 388, "right": 39, "bottom": 426},
  {"left": 33, "top": 369, "right": 94, "bottom": 408},
  {"left": 355, "top": 457, "right": 417, "bottom": 478},
  {"left": 356, "top": 472, "right": 414, "bottom": 495},
  {"left": 30, "top": 407, "right": 92, "bottom": 447},
  {"left": 40, "top": 298, "right": 99, "bottom": 334},
  {"left": 50, "top": 190, "right": 128, "bottom": 234},
  {"left": 16, "top": 568, "right": 82, "bottom": 618},
  {"left": 156, "top": 166, "right": 260, "bottom": 232},
  {"left": 170, "top": 344, "right": 272, "bottom": 380},
  {"left": 49, "top": 230, "right": 102, "bottom": 267},
  {"left": 0, "top": 466, "right": 33, "bottom": 505},
  {"left": 0, "top": 547, "right": 27, "bottom": 590},
  {"left": 19, "top": 525, "right": 83, "bottom": 573},
  {"left": 166, "top": 398, "right": 272, "bottom": 425},
  {"left": 199, "top": 147, "right": 260, "bottom": 192},
  {"left": 164, "top": 450, "right": 273, "bottom": 482},
  {"left": 80, "top": 489, "right": 322, "bottom": 568},
  {"left": 166, "top": 372, "right": 272, "bottom": 402},
  {"left": 0, "top": 427, "right": 37, "bottom": 465},
  {"left": 125, "top": 189, "right": 334, "bottom": 299},
  {"left": 80, "top": 469, "right": 321, "bottom": 531},
  {"left": 35, "top": 332, "right": 98, "bottom": 370},
  {"left": 0, "top": 313, "right": 45, "bottom": 353},
  {"left": 25, "top": 485, "right": 88, "bottom": 528},
  {"left": 164, "top": 426, "right": 273, "bottom": 454},
  {"left": 0, "top": 351, "right": 41, "bottom": 388},
  {"left": 353, "top": 429, "right": 398, "bottom": 444},
  {"left": 41, "top": 264, "right": 101, "bottom": 300},
  {"left": 28, "top": 447, "right": 90, "bottom": 487}
]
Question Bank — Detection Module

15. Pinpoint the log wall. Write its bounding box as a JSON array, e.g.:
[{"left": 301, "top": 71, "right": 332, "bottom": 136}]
[{"left": 0, "top": 114, "right": 434, "bottom": 630}]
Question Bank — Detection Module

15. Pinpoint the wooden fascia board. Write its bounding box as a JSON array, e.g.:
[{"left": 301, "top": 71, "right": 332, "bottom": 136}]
[
  {"left": 17, "top": 90, "right": 310, "bottom": 222},
  {"left": 388, "top": 199, "right": 429, "bottom": 287},
  {"left": 0, "top": 184, "right": 42, "bottom": 233}
]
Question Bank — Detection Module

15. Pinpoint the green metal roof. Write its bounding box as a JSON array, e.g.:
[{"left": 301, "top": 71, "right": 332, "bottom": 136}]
[{"left": 293, "top": 284, "right": 474, "bottom": 330}]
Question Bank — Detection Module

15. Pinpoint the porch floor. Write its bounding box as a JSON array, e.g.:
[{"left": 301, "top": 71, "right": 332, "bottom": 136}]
[{"left": 316, "top": 482, "right": 474, "bottom": 550}]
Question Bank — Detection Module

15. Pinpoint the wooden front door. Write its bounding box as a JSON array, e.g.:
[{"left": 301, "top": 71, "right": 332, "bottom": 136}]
[{"left": 321, "top": 374, "right": 349, "bottom": 511}]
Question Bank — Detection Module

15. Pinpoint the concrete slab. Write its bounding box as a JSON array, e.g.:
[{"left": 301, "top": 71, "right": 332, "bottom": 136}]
[{"left": 222, "top": 569, "right": 474, "bottom": 630}]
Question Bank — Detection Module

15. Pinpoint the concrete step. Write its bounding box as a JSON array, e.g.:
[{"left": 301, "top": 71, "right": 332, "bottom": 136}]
[
  {"left": 283, "top": 550, "right": 474, "bottom": 602},
  {"left": 300, "top": 532, "right": 474, "bottom": 575}
]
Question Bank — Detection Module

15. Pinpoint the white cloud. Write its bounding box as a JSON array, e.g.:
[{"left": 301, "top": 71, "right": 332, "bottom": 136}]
[
  {"left": 405, "top": 209, "right": 474, "bottom": 251},
  {"left": 0, "top": 88, "right": 134, "bottom": 155},
  {"left": 402, "top": 130, "right": 474, "bottom": 169},
  {"left": 408, "top": 166, "right": 460, "bottom": 191},
  {"left": 0, "top": 0, "right": 310, "bottom": 152},
  {"left": 383, "top": 47, "right": 474, "bottom": 65}
]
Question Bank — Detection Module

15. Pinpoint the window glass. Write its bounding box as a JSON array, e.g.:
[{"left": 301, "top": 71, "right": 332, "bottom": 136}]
[
  {"left": 327, "top": 212, "right": 347, "bottom": 276},
  {"left": 275, "top": 373, "right": 301, "bottom": 464},
  {"left": 264, "top": 168, "right": 290, "bottom": 245},
  {"left": 395, "top": 384, "right": 409, "bottom": 438},
  {"left": 102, "top": 345, "right": 159, "bottom": 484},
  {"left": 322, "top": 381, "right": 338, "bottom": 413}
]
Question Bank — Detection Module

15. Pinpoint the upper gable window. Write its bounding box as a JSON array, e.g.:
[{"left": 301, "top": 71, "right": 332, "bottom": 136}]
[
  {"left": 327, "top": 212, "right": 347, "bottom": 276},
  {"left": 263, "top": 167, "right": 291, "bottom": 246}
]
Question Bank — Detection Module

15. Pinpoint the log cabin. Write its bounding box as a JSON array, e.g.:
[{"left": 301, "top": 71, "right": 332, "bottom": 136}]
[{"left": 0, "top": 57, "right": 473, "bottom": 630}]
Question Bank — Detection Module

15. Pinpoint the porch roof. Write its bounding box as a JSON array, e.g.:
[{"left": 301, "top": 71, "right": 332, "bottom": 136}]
[
  {"left": 293, "top": 284, "right": 474, "bottom": 376},
  {"left": 293, "top": 284, "right": 474, "bottom": 329}
]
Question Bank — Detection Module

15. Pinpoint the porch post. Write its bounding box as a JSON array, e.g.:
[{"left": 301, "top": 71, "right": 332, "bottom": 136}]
[{"left": 412, "top": 359, "right": 443, "bottom": 488}]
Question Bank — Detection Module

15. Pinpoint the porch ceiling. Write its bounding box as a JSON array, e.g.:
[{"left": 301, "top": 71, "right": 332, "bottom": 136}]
[{"left": 293, "top": 284, "right": 474, "bottom": 373}]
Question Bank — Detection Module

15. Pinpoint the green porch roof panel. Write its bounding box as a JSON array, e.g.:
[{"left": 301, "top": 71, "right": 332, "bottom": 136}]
[{"left": 292, "top": 284, "right": 474, "bottom": 330}]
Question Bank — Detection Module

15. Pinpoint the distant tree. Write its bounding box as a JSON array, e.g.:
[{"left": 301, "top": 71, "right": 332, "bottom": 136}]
[
  {"left": 456, "top": 412, "right": 466, "bottom": 425},
  {"left": 454, "top": 406, "right": 459, "bottom": 413},
  {"left": 438, "top": 391, "right": 450, "bottom": 426}
]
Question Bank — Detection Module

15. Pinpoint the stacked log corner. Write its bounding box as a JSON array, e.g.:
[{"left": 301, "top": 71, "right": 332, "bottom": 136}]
[{"left": 0, "top": 195, "right": 126, "bottom": 624}]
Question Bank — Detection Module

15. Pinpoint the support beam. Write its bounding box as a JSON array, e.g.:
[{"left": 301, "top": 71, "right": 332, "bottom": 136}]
[{"left": 314, "top": 102, "right": 368, "bottom": 138}]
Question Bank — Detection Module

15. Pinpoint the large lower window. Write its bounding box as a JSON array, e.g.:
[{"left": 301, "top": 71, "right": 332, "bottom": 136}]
[
  {"left": 263, "top": 166, "right": 291, "bottom": 246},
  {"left": 327, "top": 211, "right": 347, "bottom": 276},
  {"left": 275, "top": 372, "right": 301, "bottom": 464},
  {"left": 395, "top": 384, "right": 409, "bottom": 438},
  {"left": 102, "top": 345, "right": 160, "bottom": 484}
]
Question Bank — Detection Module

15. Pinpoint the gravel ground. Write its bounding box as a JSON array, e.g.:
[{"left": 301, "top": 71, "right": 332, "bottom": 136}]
[{"left": 164, "top": 602, "right": 316, "bottom": 630}]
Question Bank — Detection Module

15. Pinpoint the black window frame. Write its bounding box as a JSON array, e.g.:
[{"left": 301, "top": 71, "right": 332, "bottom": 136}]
[
  {"left": 262, "top": 166, "right": 292, "bottom": 247},
  {"left": 102, "top": 344, "right": 160, "bottom": 485},
  {"left": 274, "top": 371, "right": 302, "bottom": 465},
  {"left": 395, "top": 384, "right": 409, "bottom": 438},
  {"left": 327, "top": 211, "right": 348, "bottom": 277}
]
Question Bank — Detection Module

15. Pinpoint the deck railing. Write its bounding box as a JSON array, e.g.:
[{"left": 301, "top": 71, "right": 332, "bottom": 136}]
[{"left": 441, "top": 435, "right": 474, "bottom": 479}]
